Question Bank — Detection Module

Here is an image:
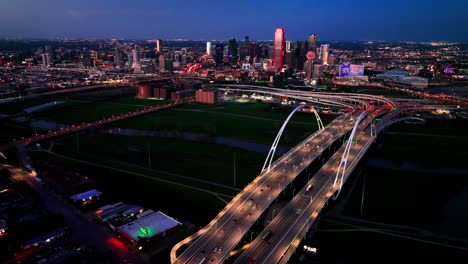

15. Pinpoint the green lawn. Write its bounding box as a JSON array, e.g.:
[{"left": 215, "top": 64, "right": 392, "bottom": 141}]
[
  {"left": 345, "top": 167, "right": 468, "bottom": 232},
  {"left": 35, "top": 96, "right": 169, "bottom": 124},
  {"left": 307, "top": 216, "right": 468, "bottom": 264},
  {"left": 52, "top": 132, "right": 266, "bottom": 188},
  {"left": 115, "top": 102, "right": 336, "bottom": 145},
  {"left": 0, "top": 95, "right": 69, "bottom": 115},
  {"left": 375, "top": 131, "right": 468, "bottom": 167}
]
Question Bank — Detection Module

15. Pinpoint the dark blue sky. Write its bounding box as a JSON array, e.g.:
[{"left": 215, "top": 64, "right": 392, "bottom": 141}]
[{"left": 1, "top": 0, "right": 467, "bottom": 41}]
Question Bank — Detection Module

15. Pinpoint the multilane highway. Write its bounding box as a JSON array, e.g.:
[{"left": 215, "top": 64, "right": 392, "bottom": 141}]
[
  {"left": 234, "top": 111, "right": 380, "bottom": 264},
  {"left": 171, "top": 107, "right": 369, "bottom": 264}
]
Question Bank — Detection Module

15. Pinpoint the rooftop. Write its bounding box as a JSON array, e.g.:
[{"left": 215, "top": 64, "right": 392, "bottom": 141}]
[
  {"left": 117, "top": 211, "right": 181, "bottom": 242},
  {"left": 69, "top": 189, "right": 102, "bottom": 201}
]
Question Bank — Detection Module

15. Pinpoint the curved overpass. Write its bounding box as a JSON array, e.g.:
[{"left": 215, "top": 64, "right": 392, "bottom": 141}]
[{"left": 170, "top": 89, "right": 403, "bottom": 263}]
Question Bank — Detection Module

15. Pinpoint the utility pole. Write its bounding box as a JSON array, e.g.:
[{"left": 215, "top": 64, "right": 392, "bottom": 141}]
[
  {"left": 360, "top": 174, "right": 366, "bottom": 214},
  {"left": 76, "top": 133, "right": 79, "bottom": 152},
  {"left": 147, "top": 142, "right": 151, "bottom": 168},
  {"left": 233, "top": 152, "right": 236, "bottom": 187}
]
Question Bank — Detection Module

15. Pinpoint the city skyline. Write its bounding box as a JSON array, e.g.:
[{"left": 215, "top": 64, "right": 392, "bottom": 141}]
[
  {"left": 0, "top": 1, "right": 467, "bottom": 263},
  {"left": 1, "top": 0, "right": 468, "bottom": 42}
]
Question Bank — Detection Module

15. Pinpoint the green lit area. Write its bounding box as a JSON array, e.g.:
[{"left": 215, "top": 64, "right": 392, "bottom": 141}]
[{"left": 136, "top": 226, "right": 155, "bottom": 239}]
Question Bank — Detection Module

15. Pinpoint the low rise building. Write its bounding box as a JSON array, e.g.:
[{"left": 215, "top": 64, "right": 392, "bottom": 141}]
[
  {"left": 69, "top": 189, "right": 102, "bottom": 206},
  {"left": 196, "top": 90, "right": 218, "bottom": 104},
  {"left": 117, "top": 211, "right": 181, "bottom": 247},
  {"left": 171, "top": 89, "right": 195, "bottom": 101}
]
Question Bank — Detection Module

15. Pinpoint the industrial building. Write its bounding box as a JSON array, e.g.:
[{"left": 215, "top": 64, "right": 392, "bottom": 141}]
[
  {"left": 171, "top": 89, "right": 195, "bottom": 101},
  {"left": 95, "top": 202, "right": 144, "bottom": 228},
  {"left": 173, "top": 79, "right": 202, "bottom": 90},
  {"left": 196, "top": 90, "right": 218, "bottom": 104},
  {"left": 69, "top": 189, "right": 102, "bottom": 206},
  {"left": 117, "top": 211, "right": 181, "bottom": 246},
  {"left": 153, "top": 87, "right": 170, "bottom": 99},
  {"left": 137, "top": 85, "right": 153, "bottom": 98}
]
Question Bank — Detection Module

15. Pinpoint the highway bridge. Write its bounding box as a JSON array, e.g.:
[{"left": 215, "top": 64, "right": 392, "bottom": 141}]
[
  {"left": 171, "top": 86, "right": 433, "bottom": 264},
  {"left": 1, "top": 100, "right": 188, "bottom": 152},
  {"left": 233, "top": 112, "right": 426, "bottom": 264},
  {"left": 171, "top": 109, "right": 362, "bottom": 264}
]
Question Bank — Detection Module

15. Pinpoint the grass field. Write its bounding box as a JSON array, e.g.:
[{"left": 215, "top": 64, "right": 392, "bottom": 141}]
[
  {"left": 344, "top": 167, "right": 468, "bottom": 232},
  {"left": 0, "top": 95, "right": 109, "bottom": 115},
  {"left": 303, "top": 216, "right": 468, "bottom": 264},
  {"left": 374, "top": 124, "right": 468, "bottom": 167},
  {"left": 51, "top": 132, "right": 266, "bottom": 188},
  {"left": 35, "top": 96, "right": 169, "bottom": 123},
  {"left": 115, "top": 102, "right": 336, "bottom": 145},
  {"left": 342, "top": 119, "right": 468, "bottom": 234}
]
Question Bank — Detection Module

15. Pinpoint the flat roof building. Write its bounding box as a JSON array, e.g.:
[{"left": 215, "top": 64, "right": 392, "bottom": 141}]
[
  {"left": 70, "top": 189, "right": 102, "bottom": 205},
  {"left": 117, "top": 211, "right": 181, "bottom": 245}
]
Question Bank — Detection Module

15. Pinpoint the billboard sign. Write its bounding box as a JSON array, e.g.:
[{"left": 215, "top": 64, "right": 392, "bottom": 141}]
[
  {"left": 444, "top": 67, "right": 455, "bottom": 74},
  {"left": 254, "top": 62, "right": 263, "bottom": 69},
  {"left": 339, "top": 64, "right": 364, "bottom": 77}
]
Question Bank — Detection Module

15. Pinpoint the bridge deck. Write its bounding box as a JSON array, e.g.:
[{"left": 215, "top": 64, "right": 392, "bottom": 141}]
[
  {"left": 235, "top": 123, "right": 376, "bottom": 264},
  {"left": 173, "top": 112, "right": 360, "bottom": 264}
]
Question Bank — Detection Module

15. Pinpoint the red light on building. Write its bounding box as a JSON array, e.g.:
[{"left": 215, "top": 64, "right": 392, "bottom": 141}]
[{"left": 107, "top": 237, "right": 126, "bottom": 249}]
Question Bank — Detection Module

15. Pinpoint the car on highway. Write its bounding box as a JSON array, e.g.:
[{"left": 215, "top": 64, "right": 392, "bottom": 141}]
[
  {"left": 294, "top": 209, "right": 302, "bottom": 216},
  {"left": 262, "top": 231, "right": 272, "bottom": 243},
  {"left": 305, "top": 184, "right": 313, "bottom": 193}
]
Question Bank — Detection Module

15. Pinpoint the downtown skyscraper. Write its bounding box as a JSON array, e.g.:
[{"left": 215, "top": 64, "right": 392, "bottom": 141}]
[
  {"left": 320, "top": 44, "right": 329, "bottom": 65},
  {"left": 273, "top": 28, "right": 285, "bottom": 72},
  {"left": 228, "top": 38, "right": 239, "bottom": 66},
  {"left": 308, "top": 34, "right": 318, "bottom": 51}
]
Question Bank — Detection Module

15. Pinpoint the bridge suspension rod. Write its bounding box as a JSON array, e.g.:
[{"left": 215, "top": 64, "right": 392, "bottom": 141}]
[{"left": 332, "top": 111, "right": 367, "bottom": 200}]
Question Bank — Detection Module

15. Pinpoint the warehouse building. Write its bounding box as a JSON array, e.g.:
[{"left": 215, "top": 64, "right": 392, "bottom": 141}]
[
  {"left": 117, "top": 211, "right": 181, "bottom": 247},
  {"left": 171, "top": 89, "right": 195, "bottom": 101},
  {"left": 69, "top": 189, "right": 102, "bottom": 206},
  {"left": 196, "top": 90, "right": 218, "bottom": 104}
]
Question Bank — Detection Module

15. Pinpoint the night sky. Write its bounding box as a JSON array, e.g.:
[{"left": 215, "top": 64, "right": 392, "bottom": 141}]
[{"left": 1, "top": 0, "right": 467, "bottom": 41}]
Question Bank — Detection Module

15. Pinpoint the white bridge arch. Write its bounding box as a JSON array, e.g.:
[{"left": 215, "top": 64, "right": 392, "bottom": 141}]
[{"left": 262, "top": 104, "right": 324, "bottom": 173}]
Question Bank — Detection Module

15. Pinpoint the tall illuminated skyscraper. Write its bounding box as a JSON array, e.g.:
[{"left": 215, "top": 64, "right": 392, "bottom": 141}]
[
  {"left": 320, "top": 44, "right": 329, "bottom": 65},
  {"left": 206, "top": 42, "right": 212, "bottom": 56},
  {"left": 132, "top": 49, "right": 140, "bottom": 67},
  {"left": 285, "top": 41, "right": 295, "bottom": 66},
  {"left": 156, "top": 39, "right": 162, "bottom": 52},
  {"left": 273, "top": 28, "right": 285, "bottom": 72},
  {"left": 159, "top": 54, "right": 165, "bottom": 71}
]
